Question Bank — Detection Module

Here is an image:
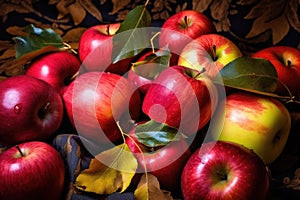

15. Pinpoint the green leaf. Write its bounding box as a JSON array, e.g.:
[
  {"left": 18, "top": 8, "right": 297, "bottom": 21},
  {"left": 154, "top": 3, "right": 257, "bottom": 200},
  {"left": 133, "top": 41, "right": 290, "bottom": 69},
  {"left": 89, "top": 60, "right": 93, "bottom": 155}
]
[
  {"left": 214, "top": 56, "right": 278, "bottom": 93},
  {"left": 135, "top": 120, "right": 185, "bottom": 148},
  {"left": 13, "top": 24, "right": 64, "bottom": 58},
  {"left": 75, "top": 144, "right": 138, "bottom": 195},
  {"left": 111, "top": 5, "right": 152, "bottom": 63},
  {"left": 132, "top": 47, "right": 171, "bottom": 79}
]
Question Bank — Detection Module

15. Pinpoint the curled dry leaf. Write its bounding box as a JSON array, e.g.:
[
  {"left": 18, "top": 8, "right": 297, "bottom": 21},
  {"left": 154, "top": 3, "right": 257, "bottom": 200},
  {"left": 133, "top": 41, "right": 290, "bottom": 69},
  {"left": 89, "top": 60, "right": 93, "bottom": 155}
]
[
  {"left": 75, "top": 144, "right": 138, "bottom": 195},
  {"left": 110, "top": 0, "right": 131, "bottom": 15},
  {"left": 62, "top": 27, "right": 87, "bottom": 49},
  {"left": 78, "top": 0, "right": 103, "bottom": 21},
  {"left": 134, "top": 173, "right": 173, "bottom": 200},
  {"left": 244, "top": 0, "right": 291, "bottom": 44}
]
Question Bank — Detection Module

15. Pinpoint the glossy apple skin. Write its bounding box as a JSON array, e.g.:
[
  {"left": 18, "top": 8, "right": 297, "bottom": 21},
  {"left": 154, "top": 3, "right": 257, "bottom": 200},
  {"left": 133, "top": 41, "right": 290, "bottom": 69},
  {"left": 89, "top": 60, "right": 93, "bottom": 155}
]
[
  {"left": 178, "top": 33, "right": 242, "bottom": 78},
  {"left": 0, "top": 141, "right": 65, "bottom": 200},
  {"left": 25, "top": 51, "right": 81, "bottom": 95},
  {"left": 127, "top": 50, "right": 162, "bottom": 94},
  {"left": 126, "top": 124, "right": 191, "bottom": 192},
  {"left": 63, "top": 71, "right": 141, "bottom": 144},
  {"left": 142, "top": 65, "right": 218, "bottom": 135},
  {"left": 252, "top": 46, "right": 300, "bottom": 98},
  {"left": 181, "top": 141, "right": 270, "bottom": 200},
  {"left": 211, "top": 92, "right": 291, "bottom": 164},
  {"left": 159, "top": 10, "right": 216, "bottom": 65},
  {"left": 0, "top": 75, "right": 64, "bottom": 146},
  {"left": 78, "top": 23, "right": 132, "bottom": 75}
]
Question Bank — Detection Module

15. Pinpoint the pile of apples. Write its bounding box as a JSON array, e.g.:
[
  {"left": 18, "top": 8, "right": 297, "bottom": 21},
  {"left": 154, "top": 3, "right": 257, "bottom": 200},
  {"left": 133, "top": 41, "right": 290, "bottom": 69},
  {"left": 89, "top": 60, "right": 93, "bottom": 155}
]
[{"left": 0, "top": 7, "right": 300, "bottom": 200}]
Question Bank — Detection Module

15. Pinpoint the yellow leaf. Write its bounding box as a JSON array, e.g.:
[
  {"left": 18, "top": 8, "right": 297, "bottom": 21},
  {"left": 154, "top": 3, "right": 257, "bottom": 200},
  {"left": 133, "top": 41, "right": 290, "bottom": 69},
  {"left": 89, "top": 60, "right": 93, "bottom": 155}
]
[
  {"left": 75, "top": 144, "right": 138, "bottom": 195},
  {"left": 134, "top": 174, "right": 173, "bottom": 200}
]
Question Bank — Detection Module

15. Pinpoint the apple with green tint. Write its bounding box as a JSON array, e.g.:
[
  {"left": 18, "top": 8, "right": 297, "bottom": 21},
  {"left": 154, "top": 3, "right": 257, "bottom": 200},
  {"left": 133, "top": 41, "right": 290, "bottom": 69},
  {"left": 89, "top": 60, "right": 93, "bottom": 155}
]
[
  {"left": 178, "top": 33, "right": 242, "bottom": 78},
  {"left": 210, "top": 91, "right": 291, "bottom": 164}
]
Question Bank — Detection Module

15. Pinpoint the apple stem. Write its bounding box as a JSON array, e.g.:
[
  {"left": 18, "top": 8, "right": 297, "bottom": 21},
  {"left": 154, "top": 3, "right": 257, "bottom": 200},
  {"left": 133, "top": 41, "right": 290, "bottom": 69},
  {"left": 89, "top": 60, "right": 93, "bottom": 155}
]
[
  {"left": 216, "top": 170, "right": 227, "bottom": 181},
  {"left": 212, "top": 45, "right": 217, "bottom": 61},
  {"left": 106, "top": 25, "right": 110, "bottom": 35},
  {"left": 184, "top": 16, "right": 189, "bottom": 28},
  {"left": 15, "top": 145, "right": 24, "bottom": 157},
  {"left": 287, "top": 59, "right": 292, "bottom": 67}
]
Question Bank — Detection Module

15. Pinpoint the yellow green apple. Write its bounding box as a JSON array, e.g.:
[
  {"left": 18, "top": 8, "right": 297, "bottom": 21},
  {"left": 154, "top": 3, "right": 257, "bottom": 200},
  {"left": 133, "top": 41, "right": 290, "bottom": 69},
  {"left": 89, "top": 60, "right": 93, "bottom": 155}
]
[
  {"left": 210, "top": 91, "right": 291, "bottom": 164},
  {"left": 178, "top": 33, "right": 242, "bottom": 78}
]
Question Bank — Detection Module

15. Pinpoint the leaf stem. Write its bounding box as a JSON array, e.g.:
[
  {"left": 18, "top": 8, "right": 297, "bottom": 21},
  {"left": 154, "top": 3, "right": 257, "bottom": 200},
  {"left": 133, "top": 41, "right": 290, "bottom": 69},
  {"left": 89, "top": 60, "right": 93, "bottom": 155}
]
[{"left": 150, "top": 32, "right": 160, "bottom": 53}]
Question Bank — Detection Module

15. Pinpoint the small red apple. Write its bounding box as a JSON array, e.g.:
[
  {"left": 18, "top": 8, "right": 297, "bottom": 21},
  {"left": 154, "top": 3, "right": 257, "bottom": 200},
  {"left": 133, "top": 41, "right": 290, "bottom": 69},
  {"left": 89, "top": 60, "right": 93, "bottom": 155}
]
[
  {"left": 25, "top": 51, "right": 81, "bottom": 95},
  {"left": 0, "top": 75, "right": 64, "bottom": 146},
  {"left": 159, "top": 10, "right": 216, "bottom": 65},
  {"left": 181, "top": 141, "right": 270, "bottom": 200},
  {"left": 63, "top": 71, "right": 141, "bottom": 144},
  {"left": 78, "top": 23, "right": 132, "bottom": 75},
  {"left": 0, "top": 141, "right": 65, "bottom": 200},
  {"left": 252, "top": 46, "right": 300, "bottom": 98}
]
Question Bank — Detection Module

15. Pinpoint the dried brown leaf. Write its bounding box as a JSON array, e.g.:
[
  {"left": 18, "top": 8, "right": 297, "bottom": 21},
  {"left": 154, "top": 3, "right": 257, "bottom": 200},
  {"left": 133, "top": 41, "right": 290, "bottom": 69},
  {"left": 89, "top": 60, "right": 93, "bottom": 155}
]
[
  {"left": 193, "top": 0, "right": 213, "bottom": 13},
  {"left": 244, "top": 0, "right": 290, "bottom": 44},
  {"left": 0, "top": 48, "right": 15, "bottom": 60},
  {"left": 56, "top": 0, "right": 74, "bottom": 19},
  {"left": 210, "top": 0, "right": 230, "bottom": 20},
  {"left": 152, "top": 0, "right": 164, "bottom": 12},
  {"left": 5, "top": 26, "right": 27, "bottom": 36},
  {"left": 0, "top": 3, "right": 15, "bottom": 16},
  {"left": 68, "top": 1, "right": 86, "bottom": 25},
  {"left": 0, "top": 41, "right": 13, "bottom": 51},
  {"left": 110, "top": 0, "right": 131, "bottom": 15},
  {"left": 48, "top": 0, "right": 60, "bottom": 5},
  {"left": 78, "top": 0, "right": 103, "bottom": 21},
  {"left": 134, "top": 174, "right": 173, "bottom": 200},
  {"left": 287, "top": 0, "right": 300, "bottom": 32},
  {"left": 160, "top": 10, "right": 170, "bottom": 20},
  {"left": 63, "top": 27, "right": 86, "bottom": 42}
]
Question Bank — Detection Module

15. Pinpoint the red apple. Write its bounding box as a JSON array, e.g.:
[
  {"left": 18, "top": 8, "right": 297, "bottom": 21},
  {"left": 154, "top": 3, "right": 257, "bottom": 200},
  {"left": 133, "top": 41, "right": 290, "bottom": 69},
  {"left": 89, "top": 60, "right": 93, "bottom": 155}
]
[
  {"left": 125, "top": 122, "right": 191, "bottom": 192},
  {"left": 142, "top": 65, "right": 219, "bottom": 135},
  {"left": 159, "top": 10, "right": 216, "bottom": 65},
  {"left": 178, "top": 33, "right": 242, "bottom": 78},
  {"left": 63, "top": 71, "right": 141, "bottom": 145},
  {"left": 0, "top": 141, "right": 65, "bottom": 200},
  {"left": 0, "top": 75, "right": 64, "bottom": 146},
  {"left": 78, "top": 23, "right": 132, "bottom": 75},
  {"left": 252, "top": 46, "right": 300, "bottom": 98},
  {"left": 127, "top": 49, "right": 170, "bottom": 94},
  {"left": 25, "top": 51, "right": 81, "bottom": 95},
  {"left": 181, "top": 141, "right": 270, "bottom": 200}
]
